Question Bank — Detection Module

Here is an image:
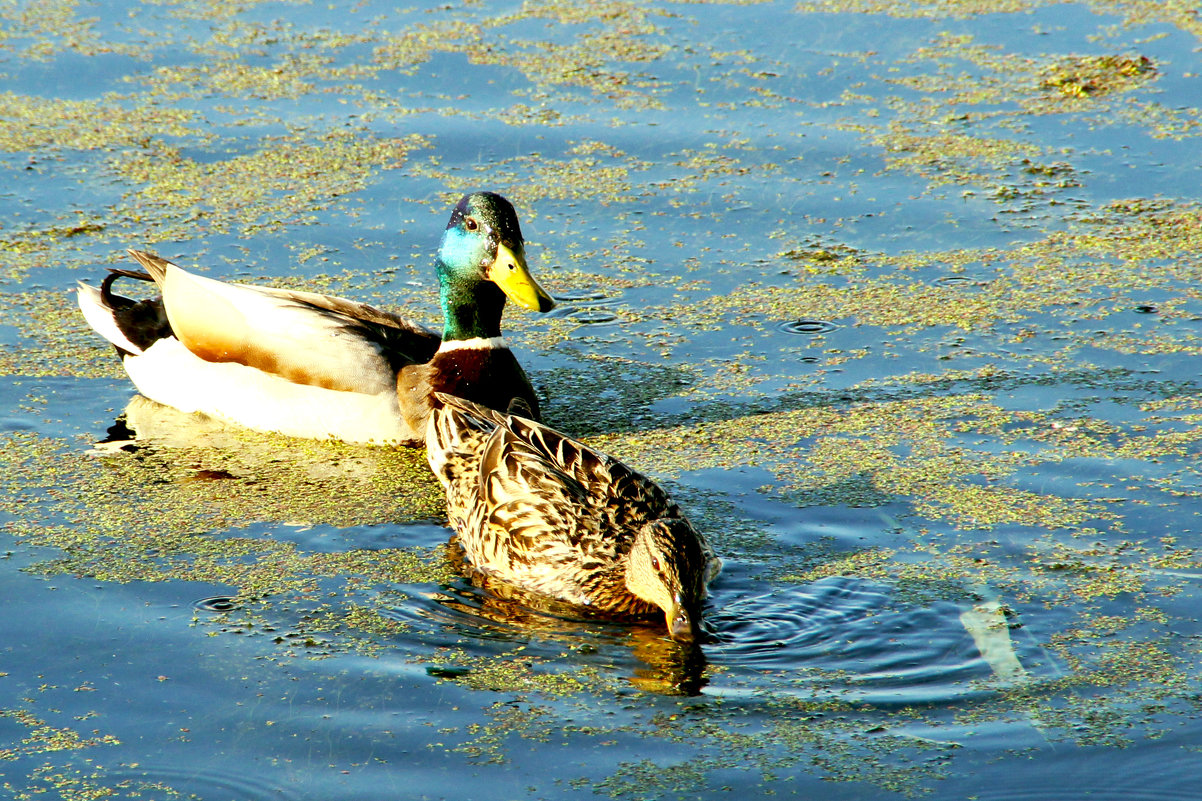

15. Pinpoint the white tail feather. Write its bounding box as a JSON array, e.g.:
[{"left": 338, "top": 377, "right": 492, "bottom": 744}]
[{"left": 76, "top": 282, "right": 144, "bottom": 355}]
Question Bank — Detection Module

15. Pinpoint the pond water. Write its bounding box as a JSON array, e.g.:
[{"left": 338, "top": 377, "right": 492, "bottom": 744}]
[{"left": 4, "top": 0, "right": 1202, "bottom": 798}]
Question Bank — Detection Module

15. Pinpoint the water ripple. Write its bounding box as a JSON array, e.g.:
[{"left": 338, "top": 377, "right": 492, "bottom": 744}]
[
  {"left": 384, "top": 581, "right": 713, "bottom": 695},
  {"left": 547, "top": 288, "right": 621, "bottom": 326},
  {"left": 707, "top": 577, "right": 888, "bottom": 667},
  {"left": 554, "top": 288, "right": 611, "bottom": 303},
  {"left": 707, "top": 577, "right": 1049, "bottom": 705},
  {"left": 777, "top": 318, "right": 839, "bottom": 336},
  {"left": 194, "top": 595, "right": 238, "bottom": 612},
  {"left": 933, "top": 275, "right": 977, "bottom": 287},
  {"left": 108, "top": 765, "right": 300, "bottom": 801},
  {"left": 977, "top": 790, "right": 1200, "bottom": 801},
  {"left": 560, "top": 308, "right": 620, "bottom": 325}
]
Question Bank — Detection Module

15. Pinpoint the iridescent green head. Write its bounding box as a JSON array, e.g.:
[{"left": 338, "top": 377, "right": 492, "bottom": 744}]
[{"left": 436, "top": 192, "right": 555, "bottom": 341}]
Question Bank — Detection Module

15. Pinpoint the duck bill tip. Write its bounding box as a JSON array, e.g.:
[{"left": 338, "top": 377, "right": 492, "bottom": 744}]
[
  {"left": 486, "top": 244, "right": 555, "bottom": 313},
  {"left": 667, "top": 609, "right": 698, "bottom": 643}
]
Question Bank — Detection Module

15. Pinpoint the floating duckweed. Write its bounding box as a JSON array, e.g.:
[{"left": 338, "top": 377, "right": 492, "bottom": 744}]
[
  {"left": 0, "top": 288, "right": 121, "bottom": 378},
  {"left": 3, "top": 0, "right": 1202, "bottom": 796},
  {"left": 0, "top": 708, "right": 121, "bottom": 757},
  {"left": 0, "top": 421, "right": 449, "bottom": 656},
  {"left": 1041, "top": 54, "right": 1156, "bottom": 99},
  {"left": 134, "top": 56, "right": 323, "bottom": 101},
  {"left": 0, "top": 92, "right": 198, "bottom": 152},
  {"left": 425, "top": 647, "right": 620, "bottom": 698},
  {"left": 114, "top": 130, "right": 431, "bottom": 236}
]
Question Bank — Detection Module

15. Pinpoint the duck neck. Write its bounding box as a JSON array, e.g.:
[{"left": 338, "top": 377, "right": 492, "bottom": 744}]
[{"left": 439, "top": 267, "right": 506, "bottom": 343}]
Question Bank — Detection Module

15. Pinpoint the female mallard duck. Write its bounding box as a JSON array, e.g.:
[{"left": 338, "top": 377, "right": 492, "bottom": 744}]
[
  {"left": 426, "top": 392, "right": 721, "bottom": 642},
  {"left": 76, "top": 192, "right": 555, "bottom": 445}
]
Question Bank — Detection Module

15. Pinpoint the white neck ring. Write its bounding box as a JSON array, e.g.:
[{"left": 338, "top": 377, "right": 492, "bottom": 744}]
[{"left": 437, "top": 336, "right": 508, "bottom": 353}]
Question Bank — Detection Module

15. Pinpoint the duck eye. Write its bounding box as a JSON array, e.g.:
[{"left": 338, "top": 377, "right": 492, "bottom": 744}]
[
  {"left": 651, "top": 556, "right": 661, "bottom": 572},
  {"left": 465, "top": 217, "right": 479, "bottom": 231}
]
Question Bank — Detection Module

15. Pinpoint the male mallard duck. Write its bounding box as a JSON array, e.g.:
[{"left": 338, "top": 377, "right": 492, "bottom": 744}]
[
  {"left": 76, "top": 192, "right": 555, "bottom": 445},
  {"left": 426, "top": 392, "right": 721, "bottom": 642}
]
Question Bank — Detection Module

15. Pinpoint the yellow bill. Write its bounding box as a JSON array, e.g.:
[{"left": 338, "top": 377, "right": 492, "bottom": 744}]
[{"left": 486, "top": 242, "right": 556, "bottom": 313}]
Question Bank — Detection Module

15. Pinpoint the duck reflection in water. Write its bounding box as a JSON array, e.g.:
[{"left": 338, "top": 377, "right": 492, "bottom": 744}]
[{"left": 429, "top": 561, "right": 711, "bottom": 696}]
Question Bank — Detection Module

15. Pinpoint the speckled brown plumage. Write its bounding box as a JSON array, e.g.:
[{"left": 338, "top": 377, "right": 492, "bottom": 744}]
[{"left": 426, "top": 393, "right": 721, "bottom": 641}]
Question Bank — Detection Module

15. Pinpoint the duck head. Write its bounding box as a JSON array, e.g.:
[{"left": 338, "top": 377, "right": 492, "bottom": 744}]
[
  {"left": 625, "top": 518, "right": 711, "bottom": 643},
  {"left": 437, "top": 192, "right": 555, "bottom": 341}
]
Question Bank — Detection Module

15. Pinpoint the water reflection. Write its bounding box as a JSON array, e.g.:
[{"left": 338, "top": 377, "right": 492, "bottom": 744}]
[
  {"left": 91, "top": 395, "right": 249, "bottom": 452},
  {"left": 628, "top": 631, "right": 708, "bottom": 696},
  {"left": 394, "top": 579, "right": 605, "bottom": 642},
  {"left": 384, "top": 546, "right": 713, "bottom": 694}
]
